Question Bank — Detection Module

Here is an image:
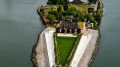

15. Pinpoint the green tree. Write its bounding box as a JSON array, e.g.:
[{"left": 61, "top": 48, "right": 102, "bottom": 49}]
[
  {"left": 95, "top": 12, "right": 102, "bottom": 22},
  {"left": 47, "top": 0, "right": 68, "bottom": 5},
  {"left": 63, "top": 4, "right": 68, "bottom": 11},
  {"left": 58, "top": 13, "right": 63, "bottom": 17},
  {"left": 67, "top": 6, "right": 77, "bottom": 15},
  {"left": 57, "top": 6, "right": 62, "bottom": 13},
  {"left": 48, "top": 14, "right": 56, "bottom": 21},
  {"left": 47, "top": 0, "right": 57, "bottom": 5},
  {"left": 47, "top": 0, "right": 54, "bottom": 5},
  {"left": 59, "top": 0, "right": 65, "bottom": 4},
  {"left": 76, "top": 11, "right": 84, "bottom": 20},
  {"left": 57, "top": 0, "right": 62, "bottom": 4},
  {"left": 69, "top": 6, "right": 77, "bottom": 12},
  {"left": 64, "top": 0, "right": 68, "bottom": 4},
  {"left": 84, "top": 13, "right": 94, "bottom": 22},
  {"left": 48, "top": 10, "right": 58, "bottom": 16},
  {"left": 88, "top": 0, "right": 97, "bottom": 3}
]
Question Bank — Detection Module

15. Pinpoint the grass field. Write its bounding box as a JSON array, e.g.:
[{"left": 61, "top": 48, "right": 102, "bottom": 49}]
[{"left": 56, "top": 36, "right": 77, "bottom": 66}]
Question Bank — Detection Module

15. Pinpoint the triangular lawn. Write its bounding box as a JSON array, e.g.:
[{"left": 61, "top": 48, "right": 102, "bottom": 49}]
[{"left": 56, "top": 36, "right": 77, "bottom": 66}]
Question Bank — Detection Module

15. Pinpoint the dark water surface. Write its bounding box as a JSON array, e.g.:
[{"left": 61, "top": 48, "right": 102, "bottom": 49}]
[
  {"left": 90, "top": 0, "right": 120, "bottom": 67},
  {"left": 0, "top": 0, "right": 47, "bottom": 67}
]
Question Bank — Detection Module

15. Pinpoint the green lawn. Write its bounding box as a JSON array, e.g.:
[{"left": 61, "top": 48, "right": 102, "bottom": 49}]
[{"left": 56, "top": 36, "right": 77, "bottom": 66}]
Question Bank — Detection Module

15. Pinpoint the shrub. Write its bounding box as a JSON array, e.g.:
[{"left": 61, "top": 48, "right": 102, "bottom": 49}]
[
  {"left": 47, "top": 0, "right": 54, "bottom": 5},
  {"left": 88, "top": 0, "right": 97, "bottom": 3},
  {"left": 63, "top": 4, "right": 68, "bottom": 11},
  {"left": 48, "top": 14, "right": 56, "bottom": 21},
  {"left": 57, "top": 6, "right": 62, "bottom": 13},
  {"left": 95, "top": 12, "right": 102, "bottom": 22},
  {"left": 76, "top": 11, "right": 84, "bottom": 20},
  {"left": 84, "top": 13, "right": 94, "bottom": 21},
  {"left": 48, "top": 11, "right": 58, "bottom": 16}
]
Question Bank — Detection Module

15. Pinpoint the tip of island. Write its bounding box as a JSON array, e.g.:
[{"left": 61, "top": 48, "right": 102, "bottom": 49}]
[{"left": 32, "top": 0, "right": 103, "bottom": 67}]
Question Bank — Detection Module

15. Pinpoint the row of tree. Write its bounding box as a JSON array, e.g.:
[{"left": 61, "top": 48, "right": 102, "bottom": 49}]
[
  {"left": 47, "top": 5, "right": 85, "bottom": 21},
  {"left": 47, "top": 0, "right": 98, "bottom": 5},
  {"left": 88, "top": 0, "right": 98, "bottom": 3},
  {"left": 47, "top": 0, "right": 68, "bottom": 5}
]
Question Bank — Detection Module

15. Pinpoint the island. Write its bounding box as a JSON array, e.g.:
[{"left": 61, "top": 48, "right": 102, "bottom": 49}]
[{"left": 32, "top": 0, "right": 103, "bottom": 67}]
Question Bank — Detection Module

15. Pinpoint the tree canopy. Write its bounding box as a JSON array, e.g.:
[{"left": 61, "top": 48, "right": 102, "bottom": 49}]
[
  {"left": 47, "top": 0, "right": 68, "bottom": 5},
  {"left": 63, "top": 4, "right": 68, "bottom": 11},
  {"left": 88, "top": 0, "right": 98, "bottom": 3},
  {"left": 48, "top": 14, "right": 56, "bottom": 21},
  {"left": 76, "top": 11, "right": 84, "bottom": 20},
  {"left": 57, "top": 6, "right": 62, "bottom": 12},
  {"left": 84, "top": 13, "right": 94, "bottom": 22}
]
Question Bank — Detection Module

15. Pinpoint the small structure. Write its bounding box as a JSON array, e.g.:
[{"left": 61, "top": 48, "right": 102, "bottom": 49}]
[
  {"left": 56, "top": 20, "right": 81, "bottom": 34},
  {"left": 56, "top": 15, "right": 82, "bottom": 34}
]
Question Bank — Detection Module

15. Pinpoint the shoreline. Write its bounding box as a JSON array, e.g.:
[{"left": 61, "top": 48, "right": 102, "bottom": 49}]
[
  {"left": 32, "top": 28, "right": 50, "bottom": 67},
  {"left": 88, "top": 24, "right": 101, "bottom": 67}
]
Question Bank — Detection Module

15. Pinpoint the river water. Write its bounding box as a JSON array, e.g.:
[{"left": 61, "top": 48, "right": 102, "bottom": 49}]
[
  {"left": 90, "top": 0, "right": 120, "bottom": 67},
  {"left": 0, "top": 0, "right": 47, "bottom": 67},
  {"left": 0, "top": 0, "right": 120, "bottom": 67}
]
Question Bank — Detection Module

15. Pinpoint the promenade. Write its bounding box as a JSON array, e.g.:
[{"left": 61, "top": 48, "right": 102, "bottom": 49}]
[{"left": 70, "top": 30, "right": 99, "bottom": 67}]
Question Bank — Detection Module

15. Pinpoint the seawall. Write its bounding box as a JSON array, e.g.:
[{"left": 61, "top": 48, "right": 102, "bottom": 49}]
[
  {"left": 32, "top": 28, "right": 50, "bottom": 67},
  {"left": 76, "top": 30, "right": 99, "bottom": 67},
  {"left": 32, "top": 27, "right": 56, "bottom": 67}
]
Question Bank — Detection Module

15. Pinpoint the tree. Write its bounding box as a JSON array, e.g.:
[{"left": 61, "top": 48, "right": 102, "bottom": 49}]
[
  {"left": 47, "top": 0, "right": 54, "bottom": 5},
  {"left": 57, "top": 6, "right": 62, "bottom": 13},
  {"left": 47, "top": 0, "right": 57, "bottom": 5},
  {"left": 56, "top": 13, "right": 63, "bottom": 20},
  {"left": 63, "top": 4, "right": 68, "bottom": 11},
  {"left": 57, "top": 0, "right": 68, "bottom": 5},
  {"left": 48, "top": 14, "right": 56, "bottom": 21},
  {"left": 76, "top": 11, "right": 84, "bottom": 20},
  {"left": 48, "top": 10, "right": 58, "bottom": 16},
  {"left": 94, "top": 12, "right": 102, "bottom": 22},
  {"left": 64, "top": 0, "right": 68, "bottom": 4},
  {"left": 90, "top": 19, "right": 96, "bottom": 24},
  {"left": 47, "top": 0, "right": 68, "bottom": 5},
  {"left": 69, "top": 6, "right": 77, "bottom": 12},
  {"left": 67, "top": 6, "right": 77, "bottom": 15},
  {"left": 58, "top": 13, "right": 62, "bottom": 17},
  {"left": 59, "top": 0, "right": 65, "bottom": 4},
  {"left": 57, "top": 0, "right": 62, "bottom": 4},
  {"left": 88, "top": 0, "right": 97, "bottom": 3},
  {"left": 84, "top": 13, "right": 94, "bottom": 22}
]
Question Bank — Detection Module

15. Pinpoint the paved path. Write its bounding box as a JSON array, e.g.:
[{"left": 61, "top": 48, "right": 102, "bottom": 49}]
[
  {"left": 45, "top": 28, "right": 55, "bottom": 67},
  {"left": 70, "top": 30, "right": 99, "bottom": 67},
  {"left": 57, "top": 33, "right": 77, "bottom": 37},
  {"left": 77, "top": 30, "right": 99, "bottom": 67}
]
